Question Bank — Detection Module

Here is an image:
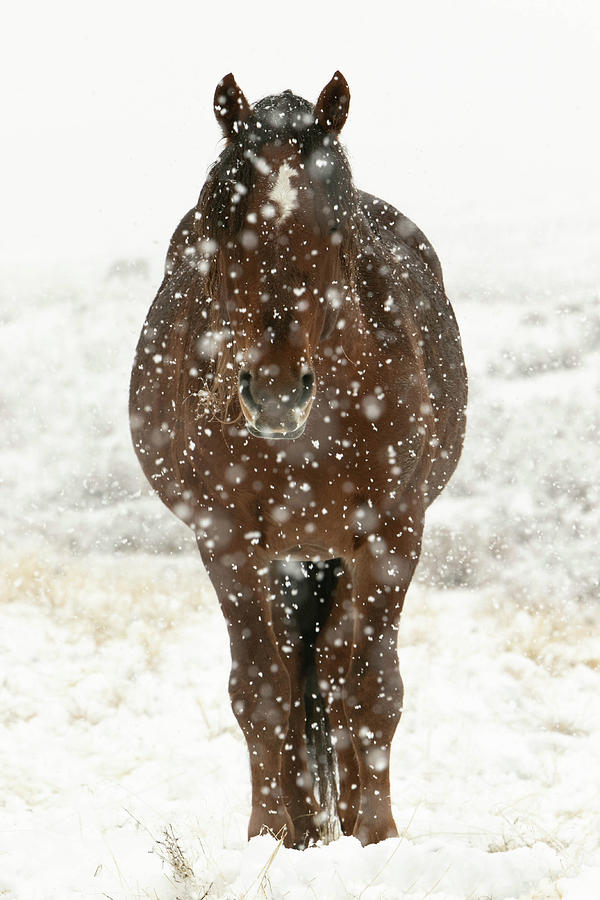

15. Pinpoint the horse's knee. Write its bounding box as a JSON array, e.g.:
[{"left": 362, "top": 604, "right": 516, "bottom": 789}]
[
  {"left": 315, "top": 606, "right": 353, "bottom": 702},
  {"left": 228, "top": 660, "right": 291, "bottom": 740},
  {"left": 345, "top": 650, "right": 403, "bottom": 740}
]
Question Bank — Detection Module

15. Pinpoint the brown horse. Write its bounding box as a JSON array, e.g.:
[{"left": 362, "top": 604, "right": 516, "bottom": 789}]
[{"left": 129, "top": 72, "right": 467, "bottom": 849}]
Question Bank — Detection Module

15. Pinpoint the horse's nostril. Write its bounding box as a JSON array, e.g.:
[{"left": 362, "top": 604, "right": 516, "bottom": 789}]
[
  {"left": 239, "top": 370, "right": 260, "bottom": 413},
  {"left": 301, "top": 371, "right": 315, "bottom": 403}
]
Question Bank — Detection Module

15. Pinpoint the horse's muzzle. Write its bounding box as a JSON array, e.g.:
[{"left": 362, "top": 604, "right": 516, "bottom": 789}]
[{"left": 239, "top": 369, "right": 315, "bottom": 440}]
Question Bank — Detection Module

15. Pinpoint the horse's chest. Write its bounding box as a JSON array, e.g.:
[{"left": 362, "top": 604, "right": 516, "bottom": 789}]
[
  {"left": 197, "top": 437, "right": 396, "bottom": 558},
  {"left": 186, "top": 384, "right": 422, "bottom": 558},
  {"left": 251, "top": 460, "right": 366, "bottom": 558}
]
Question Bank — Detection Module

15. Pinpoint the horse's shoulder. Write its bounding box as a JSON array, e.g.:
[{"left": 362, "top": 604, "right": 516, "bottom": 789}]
[
  {"left": 145, "top": 205, "right": 210, "bottom": 339},
  {"left": 357, "top": 190, "right": 444, "bottom": 289},
  {"left": 165, "top": 206, "right": 199, "bottom": 275}
]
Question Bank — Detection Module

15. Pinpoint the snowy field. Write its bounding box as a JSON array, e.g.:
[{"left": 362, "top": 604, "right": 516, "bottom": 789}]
[{"left": 2, "top": 1, "right": 600, "bottom": 898}]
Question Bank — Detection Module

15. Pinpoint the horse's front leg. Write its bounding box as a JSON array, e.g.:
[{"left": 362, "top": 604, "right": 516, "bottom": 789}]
[
  {"left": 345, "top": 512, "right": 423, "bottom": 845},
  {"left": 200, "top": 541, "right": 294, "bottom": 846},
  {"left": 269, "top": 565, "right": 322, "bottom": 849},
  {"left": 315, "top": 568, "right": 360, "bottom": 836}
]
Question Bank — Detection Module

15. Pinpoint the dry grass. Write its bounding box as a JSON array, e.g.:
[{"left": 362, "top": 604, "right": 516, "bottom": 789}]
[
  {"left": 155, "top": 826, "right": 215, "bottom": 900},
  {"left": 240, "top": 828, "right": 287, "bottom": 900},
  {"left": 493, "top": 597, "right": 600, "bottom": 675},
  {"left": 487, "top": 815, "right": 567, "bottom": 856},
  {"left": 0, "top": 551, "right": 210, "bottom": 650},
  {"left": 156, "top": 827, "right": 196, "bottom": 882},
  {"left": 151, "top": 824, "right": 290, "bottom": 900}
]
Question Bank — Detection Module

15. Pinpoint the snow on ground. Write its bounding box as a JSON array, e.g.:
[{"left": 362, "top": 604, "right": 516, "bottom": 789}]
[
  {"left": 1, "top": 230, "right": 599, "bottom": 899},
  {"left": 1, "top": 554, "right": 599, "bottom": 899}
]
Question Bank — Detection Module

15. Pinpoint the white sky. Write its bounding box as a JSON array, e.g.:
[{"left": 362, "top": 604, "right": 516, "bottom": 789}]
[{"left": 1, "top": 0, "right": 599, "bottom": 271}]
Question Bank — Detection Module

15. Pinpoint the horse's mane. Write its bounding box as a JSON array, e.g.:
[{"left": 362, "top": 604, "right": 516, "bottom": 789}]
[{"left": 189, "top": 91, "right": 361, "bottom": 422}]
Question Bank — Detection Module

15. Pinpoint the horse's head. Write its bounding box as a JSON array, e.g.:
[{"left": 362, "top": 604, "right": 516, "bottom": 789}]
[{"left": 203, "top": 72, "right": 354, "bottom": 440}]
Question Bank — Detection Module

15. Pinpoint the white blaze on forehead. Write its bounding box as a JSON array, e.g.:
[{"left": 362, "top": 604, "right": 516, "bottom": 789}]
[{"left": 268, "top": 162, "right": 299, "bottom": 221}]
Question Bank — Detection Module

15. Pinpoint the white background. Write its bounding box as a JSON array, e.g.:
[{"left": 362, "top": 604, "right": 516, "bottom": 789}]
[{"left": 2, "top": 0, "right": 599, "bottom": 277}]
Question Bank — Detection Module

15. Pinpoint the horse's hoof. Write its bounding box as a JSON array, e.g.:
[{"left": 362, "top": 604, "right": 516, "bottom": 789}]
[
  {"left": 353, "top": 815, "right": 398, "bottom": 846},
  {"left": 249, "top": 807, "right": 295, "bottom": 847},
  {"left": 291, "top": 818, "right": 322, "bottom": 850}
]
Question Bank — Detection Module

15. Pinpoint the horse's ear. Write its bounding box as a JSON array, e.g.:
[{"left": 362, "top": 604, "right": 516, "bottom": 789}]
[
  {"left": 214, "top": 73, "right": 251, "bottom": 138},
  {"left": 314, "top": 71, "right": 350, "bottom": 134}
]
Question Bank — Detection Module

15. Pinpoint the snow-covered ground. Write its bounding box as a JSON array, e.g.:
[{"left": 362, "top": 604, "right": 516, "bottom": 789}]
[
  {"left": 2, "top": 551, "right": 600, "bottom": 900},
  {"left": 2, "top": 2, "right": 600, "bottom": 897}
]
